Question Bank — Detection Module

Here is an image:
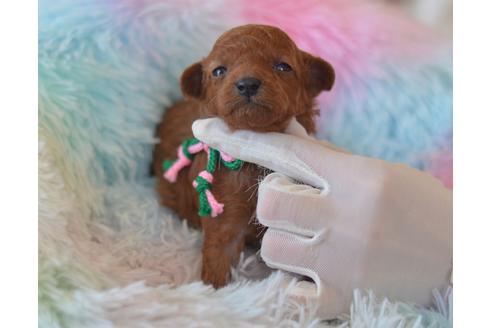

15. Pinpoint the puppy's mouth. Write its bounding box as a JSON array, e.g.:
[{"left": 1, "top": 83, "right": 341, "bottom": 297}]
[
  {"left": 221, "top": 98, "right": 289, "bottom": 132},
  {"left": 233, "top": 98, "right": 270, "bottom": 112}
]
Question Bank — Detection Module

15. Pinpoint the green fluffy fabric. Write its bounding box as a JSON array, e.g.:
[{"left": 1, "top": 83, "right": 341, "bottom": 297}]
[{"left": 39, "top": 0, "right": 452, "bottom": 326}]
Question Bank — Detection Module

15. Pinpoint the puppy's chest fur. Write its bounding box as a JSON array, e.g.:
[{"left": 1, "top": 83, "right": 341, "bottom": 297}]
[
  {"left": 152, "top": 24, "right": 333, "bottom": 289},
  {"left": 153, "top": 100, "right": 269, "bottom": 287}
]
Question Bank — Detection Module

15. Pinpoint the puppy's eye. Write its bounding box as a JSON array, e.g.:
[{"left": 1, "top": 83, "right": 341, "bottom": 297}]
[
  {"left": 274, "top": 62, "right": 292, "bottom": 72},
  {"left": 212, "top": 66, "right": 227, "bottom": 77}
]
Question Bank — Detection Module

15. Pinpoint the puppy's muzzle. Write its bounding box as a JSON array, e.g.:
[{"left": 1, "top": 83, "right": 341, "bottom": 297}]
[{"left": 235, "top": 77, "right": 261, "bottom": 98}]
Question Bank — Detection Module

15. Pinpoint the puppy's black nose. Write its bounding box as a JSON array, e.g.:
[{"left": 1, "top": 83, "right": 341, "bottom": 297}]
[{"left": 236, "top": 77, "right": 261, "bottom": 97}]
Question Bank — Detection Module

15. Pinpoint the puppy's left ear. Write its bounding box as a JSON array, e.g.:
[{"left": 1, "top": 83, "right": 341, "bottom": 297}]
[
  {"left": 181, "top": 62, "right": 204, "bottom": 99},
  {"left": 302, "top": 51, "right": 335, "bottom": 97}
]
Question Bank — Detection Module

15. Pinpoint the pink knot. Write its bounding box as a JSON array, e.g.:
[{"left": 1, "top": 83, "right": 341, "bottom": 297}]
[
  {"left": 199, "top": 171, "right": 214, "bottom": 183},
  {"left": 205, "top": 190, "right": 224, "bottom": 217},
  {"left": 220, "top": 151, "right": 236, "bottom": 163},
  {"left": 203, "top": 144, "right": 211, "bottom": 161},
  {"left": 188, "top": 142, "right": 205, "bottom": 154},
  {"left": 164, "top": 146, "right": 192, "bottom": 183},
  {"left": 192, "top": 171, "right": 214, "bottom": 188}
]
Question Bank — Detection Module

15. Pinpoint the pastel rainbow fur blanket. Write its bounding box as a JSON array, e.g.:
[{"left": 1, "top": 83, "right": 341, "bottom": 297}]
[{"left": 39, "top": 0, "right": 452, "bottom": 326}]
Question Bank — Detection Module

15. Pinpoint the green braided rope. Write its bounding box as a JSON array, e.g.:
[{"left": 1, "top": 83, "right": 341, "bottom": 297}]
[
  {"left": 163, "top": 138, "right": 200, "bottom": 171},
  {"left": 163, "top": 137, "right": 244, "bottom": 217},
  {"left": 195, "top": 175, "right": 212, "bottom": 216},
  {"left": 196, "top": 148, "right": 219, "bottom": 216},
  {"left": 163, "top": 159, "right": 176, "bottom": 171},
  {"left": 206, "top": 148, "right": 219, "bottom": 173},
  {"left": 221, "top": 158, "right": 243, "bottom": 170},
  {"left": 181, "top": 137, "right": 200, "bottom": 160}
]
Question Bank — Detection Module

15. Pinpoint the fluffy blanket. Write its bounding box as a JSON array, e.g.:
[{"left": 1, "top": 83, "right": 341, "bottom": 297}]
[{"left": 38, "top": 0, "right": 452, "bottom": 326}]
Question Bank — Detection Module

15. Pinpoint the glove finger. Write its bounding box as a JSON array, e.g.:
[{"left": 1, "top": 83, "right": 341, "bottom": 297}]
[
  {"left": 286, "top": 281, "right": 348, "bottom": 320},
  {"left": 260, "top": 228, "right": 318, "bottom": 274},
  {"left": 257, "top": 172, "right": 336, "bottom": 235},
  {"left": 262, "top": 228, "right": 350, "bottom": 319},
  {"left": 192, "top": 118, "right": 353, "bottom": 190}
]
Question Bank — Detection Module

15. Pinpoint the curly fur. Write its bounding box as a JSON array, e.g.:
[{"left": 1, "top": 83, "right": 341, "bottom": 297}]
[
  {"left": 39, "top": 0, "right": 452, "bottom": 326},
  {"left": 153, "top": 25, "right": 335, "bottom": 287}
]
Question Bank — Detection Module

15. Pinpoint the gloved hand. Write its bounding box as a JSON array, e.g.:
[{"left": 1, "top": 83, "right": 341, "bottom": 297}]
[{"left": 192, "top": 117, "right": 453, "bottom": 319}]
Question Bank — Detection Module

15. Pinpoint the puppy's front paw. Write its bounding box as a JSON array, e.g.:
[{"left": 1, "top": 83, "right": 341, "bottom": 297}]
[{"left": 201, "top": 262, "right": 231, "bottom": 289}]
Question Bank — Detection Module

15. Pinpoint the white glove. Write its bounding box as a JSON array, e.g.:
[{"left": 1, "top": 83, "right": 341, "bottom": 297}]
[{"left": 192, "top": 118, "right": 453, "bottom": 319}]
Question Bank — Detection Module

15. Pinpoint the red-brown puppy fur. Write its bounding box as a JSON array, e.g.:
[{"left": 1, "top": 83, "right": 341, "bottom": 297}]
[{"left": 153, "top": 25, "right": 335, "bottom": 288}]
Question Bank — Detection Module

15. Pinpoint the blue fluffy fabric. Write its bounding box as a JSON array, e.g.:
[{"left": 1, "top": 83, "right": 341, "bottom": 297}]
[
  {"left": 318, "top": 61, "right": 452, "bottom": 171},
  {"left": 39, "top": 0, "right": 233, "bottom": 194},
  {"left": 38, "top": 0, "right": 452, "bottom": 326}
]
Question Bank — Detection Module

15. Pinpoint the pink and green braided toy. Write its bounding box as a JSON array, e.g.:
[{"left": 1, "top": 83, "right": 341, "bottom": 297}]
[{"left": 163, "top": 138, "right": 243, "bottom": 218}]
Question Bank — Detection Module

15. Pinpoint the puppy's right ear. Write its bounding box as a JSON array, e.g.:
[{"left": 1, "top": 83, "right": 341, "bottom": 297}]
[
  {"left": 180, "top": 62, "right": 204, "bottom": 99},
  {"left": 301, "top": 51, "right": 335, "bottom": 97}
]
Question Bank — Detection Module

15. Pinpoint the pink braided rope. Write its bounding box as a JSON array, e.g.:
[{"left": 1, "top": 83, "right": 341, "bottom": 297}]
[
  {"left": 203, "top": 144, "right": 210, "bottom": 161},
  {"left": 198, "top": 170, "right": 214, "bottom": 183},
  {"left": 192, "top": 171, "right": 224, "bottom": 217},
  {"left": 188, "top": 142, "right": 205, "bottom": 154},
  {"left": 205, "top": 190, "right": 224, "bottom": 217},
  {"left": 164, "top": 146, "right": 192, "bottom": 182},
  {"left": 164, "top": 140, "right": 240, "bottom": 218},
  {"left": 220, "top": 151, "right": 235, "bottom": 163}
]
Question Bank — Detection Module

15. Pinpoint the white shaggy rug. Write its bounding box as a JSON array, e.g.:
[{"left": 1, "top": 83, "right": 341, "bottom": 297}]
[
  {"left": 38, "top": 0, "right": 452, "bottom": 326},
  {"left": 39, "top": 134, "right": 452, "bottom": 327}
]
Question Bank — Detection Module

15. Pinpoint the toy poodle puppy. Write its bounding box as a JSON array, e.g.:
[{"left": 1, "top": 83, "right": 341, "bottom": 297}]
[{"left": 153, "top": 24, "right": 335, "bottom": 288}]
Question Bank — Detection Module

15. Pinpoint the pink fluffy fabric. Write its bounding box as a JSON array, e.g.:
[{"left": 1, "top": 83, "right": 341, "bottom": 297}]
[
  {"left": 236, "top": 0, "right": 447, "bottom": 104},
  {"left": 116, "top": 0, "right": 453, "bottom": 188},
  {"left": 236, "top": 0, "right": 452, "bottom": 187}
]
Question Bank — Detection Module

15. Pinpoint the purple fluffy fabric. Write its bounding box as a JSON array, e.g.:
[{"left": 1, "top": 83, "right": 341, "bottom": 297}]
[
  {"left": 39, "top": 0, "right": 452, "bottom": 326},
  {"left": 237, "top": 0, "right": 452, "bottom": 187}
]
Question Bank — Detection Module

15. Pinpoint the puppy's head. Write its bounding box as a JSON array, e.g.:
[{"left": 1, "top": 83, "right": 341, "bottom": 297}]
[{"left": 181, "top": 24, "right": 335, "bottom": 133}]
